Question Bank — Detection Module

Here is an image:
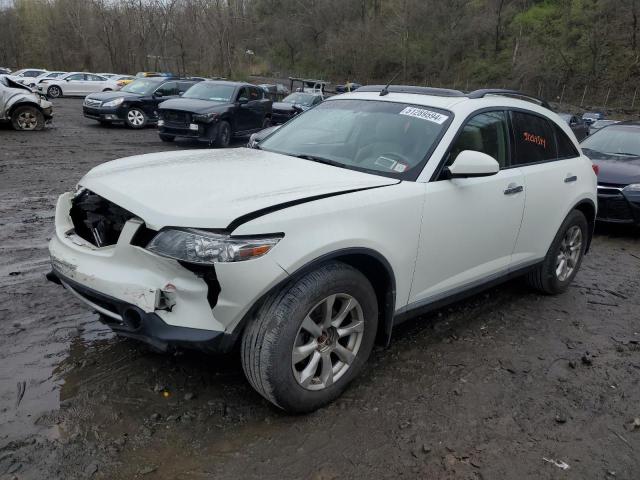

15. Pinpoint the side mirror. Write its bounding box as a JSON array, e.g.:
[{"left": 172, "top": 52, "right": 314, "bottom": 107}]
[
  {"left": 444, "top": 150, "right": 499, "bottom": 179},
  {"left": 154, "top": 91, "right": 164, "bottom": 97},
  {"left": 238, "top": 97, "right": 249, "bottom": 105}
]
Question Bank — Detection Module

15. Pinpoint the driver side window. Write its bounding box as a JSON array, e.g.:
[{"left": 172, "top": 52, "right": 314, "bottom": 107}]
[
  {"left": 237, "top": 87, "right": 249, "bottom": 101},
  {"left": 447, "top": 111, "right": 509, "bottom": 168}
]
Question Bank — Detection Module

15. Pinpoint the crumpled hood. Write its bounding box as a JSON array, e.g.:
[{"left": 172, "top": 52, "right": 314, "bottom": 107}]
[
  {"left": 158, "top": 98, "right": 231, "bottom": 114},
  {"left": 584, "top": 148, "right": 640, "bottom": 185},
  {"left": 78, "top": 148, "right": 398, "bottom": 230}
]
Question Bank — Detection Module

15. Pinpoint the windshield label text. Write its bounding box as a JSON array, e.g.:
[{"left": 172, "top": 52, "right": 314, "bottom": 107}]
[{"left": 399, "top": 107, "right": 448, "bottom": 124}]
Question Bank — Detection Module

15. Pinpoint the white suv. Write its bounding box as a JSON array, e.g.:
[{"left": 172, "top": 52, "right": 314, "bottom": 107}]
[{"left": 48, "top": 86, "right": 597, "bottom": 412}]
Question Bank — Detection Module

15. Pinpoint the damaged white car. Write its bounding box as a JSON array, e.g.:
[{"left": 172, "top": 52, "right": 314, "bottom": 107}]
[
  {"left": 0, "top": 75, "right": 53, "bottom": 130},
  {"left": 48, "top": 86, "right": 597, "bottom": 412}
]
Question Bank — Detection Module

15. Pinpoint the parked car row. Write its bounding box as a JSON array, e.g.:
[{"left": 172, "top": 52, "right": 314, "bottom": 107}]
[{"left": 82, "top": 77, "right": 321, "bottom": 145}]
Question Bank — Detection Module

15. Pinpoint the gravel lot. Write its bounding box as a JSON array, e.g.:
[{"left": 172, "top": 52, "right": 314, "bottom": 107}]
[{"left": 1, "top": 98, "right": 639, "bottom": 480}]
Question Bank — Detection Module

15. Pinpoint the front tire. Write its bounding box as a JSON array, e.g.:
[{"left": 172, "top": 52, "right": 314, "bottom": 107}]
[
  {"left": 526, "top": 210, "right": 588, "bottom": 294},
  {"left": 125, "top": 107, "right": 147, "bottom": 129},
  {"left": 11, "top": 105, "right": 45, "bottom": 131},
  {"left": 211, "top": 120, "right": 231, "bottom": 147},
  {"left": 241, "top": 262, "right": 378, "bottom": 413},
  {"left": 47, "top": 85, "right": 62, "bottom": 98}
]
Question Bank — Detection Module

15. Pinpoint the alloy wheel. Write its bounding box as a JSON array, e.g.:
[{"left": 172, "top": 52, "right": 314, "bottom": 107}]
[
  {"left": 127, "top": 109, "right": 145, "bottom": 127},
  {"left": 48, "top": 86, "right": 61, "bottom": 98},
  {"left": 16, "top": 111, "right": 38, "bottom": 130},
  {"left": 292, "top": 294, "right": 364, "bottom": 391},
  {"left": 555, "top": 225, "right": 582, "bottom": 281}
]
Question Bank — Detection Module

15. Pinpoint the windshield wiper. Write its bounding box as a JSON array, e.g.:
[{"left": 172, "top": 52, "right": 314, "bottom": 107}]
[{"left": 294, "top": 154, "right": 346, "bottom": 168}]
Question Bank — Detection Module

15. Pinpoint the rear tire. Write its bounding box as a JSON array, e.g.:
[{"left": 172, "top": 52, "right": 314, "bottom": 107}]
[
  {"left": 11, "top": 105, "right": 45, "bottom": 131},
  {"left": 526, "top": 210, "right": 588, "bottom": 294},
  {"left": 47, "top": 85, "right": 62, "bottom": 98},
  {"left": 241, "top": 262, "right": 378, "bottom": 413},
  {"left": 159, "top": 134, "right": 175, "bottom": 142}
]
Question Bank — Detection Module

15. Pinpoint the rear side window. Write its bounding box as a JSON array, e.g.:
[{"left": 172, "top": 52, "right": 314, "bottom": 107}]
[
  {"left": 511, "top": 111, "right": 557, "bottom": 165},
  {"left": 554, "top": 124, "right": 580, "bottom": 158}
]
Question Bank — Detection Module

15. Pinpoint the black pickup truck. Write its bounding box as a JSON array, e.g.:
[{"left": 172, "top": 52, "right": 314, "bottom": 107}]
[{"left": 157, "top": 81, "right": 272, "bottom": 147}]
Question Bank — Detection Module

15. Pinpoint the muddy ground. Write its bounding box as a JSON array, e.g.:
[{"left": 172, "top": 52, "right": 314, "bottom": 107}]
[{"left": 1, "top": 98, "right": 639, "bottom": 480}]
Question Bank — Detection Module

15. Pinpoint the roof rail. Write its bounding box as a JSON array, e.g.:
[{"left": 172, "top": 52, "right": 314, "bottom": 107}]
[
  {"left": 357, "top": 85, "right": 465, "bottom": 97},
  {"left": 467, "top": 89, "right": 551, "bottom": 109}
]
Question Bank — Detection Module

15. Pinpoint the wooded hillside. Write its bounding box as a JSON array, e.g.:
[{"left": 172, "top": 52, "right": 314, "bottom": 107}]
[{"left": 1, "top": 0, "right": 638, "bottom": 107}]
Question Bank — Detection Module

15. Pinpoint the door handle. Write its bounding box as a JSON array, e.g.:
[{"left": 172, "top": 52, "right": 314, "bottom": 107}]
[
  {"left": 504, "top": 184, "right": 524, "bottom": 195},
  {"left": 564, "top": 175, "right": 577, "bottom": 183}
]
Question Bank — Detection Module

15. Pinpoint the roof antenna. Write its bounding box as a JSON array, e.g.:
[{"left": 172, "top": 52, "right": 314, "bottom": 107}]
[{"left": 379, "top": 71, "right": 401, "bottom": 96}]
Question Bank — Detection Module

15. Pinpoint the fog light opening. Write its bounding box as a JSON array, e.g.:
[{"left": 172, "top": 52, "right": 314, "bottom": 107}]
[{"left": 123, "top": 308, "right": 143, "bottom": 330}]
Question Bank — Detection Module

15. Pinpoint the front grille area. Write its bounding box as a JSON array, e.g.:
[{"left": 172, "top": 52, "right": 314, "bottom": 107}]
[
  {"left": 162, "top": 110, "right": 189, "bottom": 126},
  {"left": 597, "top": 194, "right": 634, "bottom": 222},
  {"left": 70, "top": 189, "right": 135, "bottom": 247},
  {"left": 84, "top": 98, "right": 102, "bottom": 108}
]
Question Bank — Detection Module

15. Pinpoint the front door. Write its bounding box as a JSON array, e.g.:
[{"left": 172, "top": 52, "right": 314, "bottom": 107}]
[{"left": 409, "top": 111, "right": 525, "bottom": 306}]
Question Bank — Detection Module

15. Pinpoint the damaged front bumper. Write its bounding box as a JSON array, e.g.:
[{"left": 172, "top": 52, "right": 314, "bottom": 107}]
[{"left": 48, "top": 192, "right": 288, "bottom": 352}]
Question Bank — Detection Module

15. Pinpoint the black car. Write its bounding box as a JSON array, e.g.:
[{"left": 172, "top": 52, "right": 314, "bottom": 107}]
[
  {"left": 157, "top": 81, "right": 272, "bottom": 147},
  {"left": 581, "top": 122, "right": 640, "bottom": 225},
  {"left": 82, "top": 77, "right": 201, "bottom": 128},
  {"left": 558, "top": 113, "right": 589, "bottom": 141},
  {"left": 271, "top": 92, "right": 323, "bottom": 124}
]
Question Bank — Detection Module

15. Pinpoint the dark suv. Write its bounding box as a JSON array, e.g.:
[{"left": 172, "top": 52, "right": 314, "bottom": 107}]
[
  {"left": 83, "top": 77, "right": 201, "bottom": 128},
  {"left": 157, "top": 81, "right": 272, "bottom": 146}
]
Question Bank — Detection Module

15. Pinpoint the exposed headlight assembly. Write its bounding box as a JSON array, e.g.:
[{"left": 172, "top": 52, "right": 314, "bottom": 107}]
[
  {"left": 102, "top": 97, "right": 124, "bottom": 107},
  {"left": 192, "top": 112, "right": 218, "bottom": 123},
  {"left": 147, "top": 229, "right": 282, "bottom": 264},
  {"left": 623, "top": 183, "right": 640, "bottom": 192}
]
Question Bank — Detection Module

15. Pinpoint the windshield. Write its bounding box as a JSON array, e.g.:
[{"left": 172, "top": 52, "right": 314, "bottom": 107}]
[
  {"left": 259, "top": 99, "right": 452, "bottom": 179},
  {"left": 182, "top": 83, "right": 235, "bottom": 102},
  {"left": 581, "top": 126, "right": 640, "bottom": 156},
  {"left": 121, "top": 78, "right": 161, "bottom": 95},
  {"left": 283, "top": 93, "right": 317, "bottom": 106}
]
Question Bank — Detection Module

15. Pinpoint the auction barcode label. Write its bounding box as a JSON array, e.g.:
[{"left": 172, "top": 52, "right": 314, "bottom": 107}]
[{"left": 399, "top": 107, "right": 449, "bottom": 124}]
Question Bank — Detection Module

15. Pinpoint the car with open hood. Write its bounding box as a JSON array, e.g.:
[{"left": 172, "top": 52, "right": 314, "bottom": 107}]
[
  {"left": 581, "top": 121, "right": 640, "bottom": 225},
  {"left": 48, "top": 86, "right": 596, "bottom": 413},
  {"left": 82, "top": 77, "right": 201, "bottom": 128},
  {"left": 157, "top": 80, "right": 272, "bottom": 146},
  {"left": 0, "top": 74, "right": 53, "bottom": 130}
]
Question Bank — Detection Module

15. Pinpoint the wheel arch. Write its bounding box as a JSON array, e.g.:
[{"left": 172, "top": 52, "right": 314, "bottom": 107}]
[
  {"left": 571, "top": 198, "right": 596, "bottom": 252},
  {"left": 231, "top": 247, "right": 397, "bottom": 350},
  {"left": 47, "top": 83, "right": 62, "bottom": 95},
  {"left": 8, "top": 100, "right": 44, "bottom": 118}
]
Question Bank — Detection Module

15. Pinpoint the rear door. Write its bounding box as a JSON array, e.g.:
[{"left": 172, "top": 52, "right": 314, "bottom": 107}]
[
  {"left": 63, "top": 73, "right": 85, "bottom": 95},
  {"left": 245, "top": 86, "right": 268, "bottom": 130},
  {"left": 509, "top": 110, "right": 584, "bottom": 266},
  {"left": 85, "top": 74, "right": 107, "bottom": 94},
  {"left": 409, "top": 111, "right": 526, "bottom": 305}
]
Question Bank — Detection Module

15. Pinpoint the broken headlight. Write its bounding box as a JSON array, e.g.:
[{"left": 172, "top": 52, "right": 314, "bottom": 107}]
[
  {"left": 192, "top": 112, "right": 218, "bottom": 123},
  {"left": 147, "top": 229, "right": 282, "bottom": 264}
]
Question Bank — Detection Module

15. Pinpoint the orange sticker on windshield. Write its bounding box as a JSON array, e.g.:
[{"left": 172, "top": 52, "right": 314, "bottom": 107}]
[{"left": 523, "top": 132, "right": 547, "bottom": 149}]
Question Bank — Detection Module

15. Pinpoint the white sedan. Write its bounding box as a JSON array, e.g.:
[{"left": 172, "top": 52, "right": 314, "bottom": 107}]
[{"left": 38, "top": 72, "right": 111, "bottom": 98}]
